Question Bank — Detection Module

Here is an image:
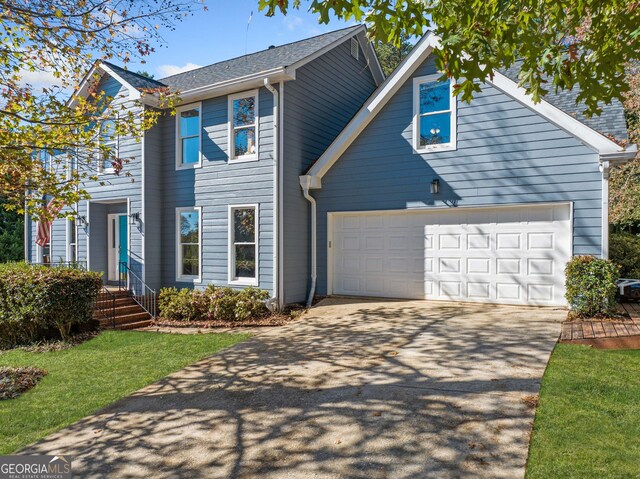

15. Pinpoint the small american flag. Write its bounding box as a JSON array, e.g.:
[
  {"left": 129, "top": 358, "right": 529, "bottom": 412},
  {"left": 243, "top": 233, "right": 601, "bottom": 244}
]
[{"left": 35, "top": 199, "right": 64, "bottom": 247}]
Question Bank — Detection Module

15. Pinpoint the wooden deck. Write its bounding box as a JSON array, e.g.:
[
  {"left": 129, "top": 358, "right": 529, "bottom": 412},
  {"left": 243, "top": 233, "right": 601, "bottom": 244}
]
[{"left": 560, "top": 302, "right": 640, "bottom": 342}]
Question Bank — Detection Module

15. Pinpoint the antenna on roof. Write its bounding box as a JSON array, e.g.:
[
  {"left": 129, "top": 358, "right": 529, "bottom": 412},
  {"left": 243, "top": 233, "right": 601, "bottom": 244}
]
[{"left": 245, "top": 11, "right": 253, "bottom": 56}]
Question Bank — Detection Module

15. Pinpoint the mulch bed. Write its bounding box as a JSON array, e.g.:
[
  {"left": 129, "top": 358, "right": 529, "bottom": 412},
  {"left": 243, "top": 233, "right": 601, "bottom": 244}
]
[
  {"left": 0, "top": 367, "right": 47, "bottom": 400},
  {"left": 4, "top": 332, "right": 99, "bottom": 354},
  {"left": 560, "top": 302, "right": 640, "bottom": 349},
  {"left": 153, "top": 313, "right": 297, "bottom": 329}
]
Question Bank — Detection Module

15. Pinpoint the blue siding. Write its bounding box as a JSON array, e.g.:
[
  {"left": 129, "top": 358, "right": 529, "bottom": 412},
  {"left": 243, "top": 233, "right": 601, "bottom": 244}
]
[
  {"left": 143, "top": 119, "right": 163, "bottom": 291},
  {"left": 313, "top": 55, "right": 603, "bottom": 296},
  {"left": 282, "top": 32, "right": 378, "bottom": 303},
  {"left": 160, "top": 87, "right": 276, "bottom": 292}
]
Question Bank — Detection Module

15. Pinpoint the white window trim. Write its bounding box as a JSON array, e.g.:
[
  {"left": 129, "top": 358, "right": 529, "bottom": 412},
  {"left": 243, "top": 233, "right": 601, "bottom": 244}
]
[
  {"left": 175, "top": 102, "right": 203, "bottom": 170},
  {"left": 228, "top": 90, "right": 259, "bottom": 163},
  {"left": 98, "top": 118, "right": 119, "bottom": 175},
  {"left": 412, "top": 74, "right": 457, "bottom": 153},
  {"left": 228, "top": 204, "right": 259, "bottom": 286},
  {"left": 66, "top": 215, "right": 78, "bottom": 263},
  {"left": 175, "top": 206, "right": 202, "bottom": 283}
]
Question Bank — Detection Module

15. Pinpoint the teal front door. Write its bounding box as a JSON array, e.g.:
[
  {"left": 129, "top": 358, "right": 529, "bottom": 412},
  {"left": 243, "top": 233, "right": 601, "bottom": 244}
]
[{"left": 107, "top": 213, "right": 128, "bottom": 282}]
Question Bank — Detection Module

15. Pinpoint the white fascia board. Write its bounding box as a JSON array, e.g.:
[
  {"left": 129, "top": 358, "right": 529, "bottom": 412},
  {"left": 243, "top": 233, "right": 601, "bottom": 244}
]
[
  {"left": 306, "top": 33, "right": 441, "bottom": 186},
  {"left": 167, "top": 68, "right": 292, "bottom": 105},
  {"left": 488, "top": 71, "right": 626, "bottom": 155},
  {"left": 69, "top": 62, "right": 142, "bottom": 109},
  {"left": 100, "top": 64, "right": 141, "bottom": 101}
]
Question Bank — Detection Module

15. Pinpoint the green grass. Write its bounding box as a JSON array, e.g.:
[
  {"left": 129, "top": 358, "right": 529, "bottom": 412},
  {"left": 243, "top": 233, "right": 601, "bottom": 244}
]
[
  {"left": 0, "top": 330, "right": 247, "bottom": 454},
  {"left": 526, "top": 343, "right": 640, "bottom": 478}
]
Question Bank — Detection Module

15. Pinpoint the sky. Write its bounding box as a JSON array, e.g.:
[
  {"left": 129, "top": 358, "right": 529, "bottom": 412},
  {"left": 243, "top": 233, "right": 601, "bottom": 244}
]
[{"left": 128, "top": 1, "right": 357, "bottom": 79}]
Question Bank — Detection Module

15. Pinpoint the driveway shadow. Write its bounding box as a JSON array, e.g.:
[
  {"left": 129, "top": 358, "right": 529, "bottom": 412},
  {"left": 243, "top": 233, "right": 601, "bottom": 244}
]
[{"left": 23, "top": 298, "right": 563, "bottom": 479}]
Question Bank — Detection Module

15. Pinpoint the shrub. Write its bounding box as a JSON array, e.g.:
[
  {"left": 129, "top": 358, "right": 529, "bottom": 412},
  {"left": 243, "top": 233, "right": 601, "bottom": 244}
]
[
  {"left": 234, "top": 287, "right": 269, "bottom": 321},
  {"left": 565, "top": 256, "right": 619, "bottom": 317},
  {"left": 157, "top": 287, "right": 208, "bottom": 322},
  {"left": 158, "top": 285, "right": 271, "bottom": 322},
  {"left": 610, "top": 232, "right": 640, "bottom": 279},
  {"left": 0, "top": 263, "right": 102, "bottom": 348}
]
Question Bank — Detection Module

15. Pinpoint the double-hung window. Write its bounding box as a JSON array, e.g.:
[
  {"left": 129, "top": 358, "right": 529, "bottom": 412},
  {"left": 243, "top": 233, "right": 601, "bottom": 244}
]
[
  {"left": 228, "top": 90, "right": 258, "bottom": 162},
  {"left": 67, "top": 218, "right": 77, "bottom": 262},
  {"left": 229, "top": 205, "right": 258, "bottom": 285},
  {"left": 413, "top": 75, "right": 457, "bottom": 152},
  {"left": 176, "top": 103, "right": 202, "bottom": 169},
  {"left": 176, "top": 207, "right": 201, "bottom": 281},
  {"left": 99, "top": 119, "right": 118, "bottom": 173}
]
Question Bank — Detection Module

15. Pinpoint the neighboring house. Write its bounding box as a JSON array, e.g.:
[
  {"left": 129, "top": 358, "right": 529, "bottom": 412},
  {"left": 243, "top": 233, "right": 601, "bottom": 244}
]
[
  {"left": 25, "top": 25, "right": 384, "bottom": 307},
  {"left": 301, "top": 33, "right": 635, "bottom": 307},
  {"left": 26, "top": 28, "right": 636, "bottom": 309}
]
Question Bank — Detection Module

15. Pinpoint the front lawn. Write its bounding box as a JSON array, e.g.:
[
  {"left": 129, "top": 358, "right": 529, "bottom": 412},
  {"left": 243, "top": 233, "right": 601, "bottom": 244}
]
[
  {"left": 526, "top": 343, "right": 640, "bottom": 478},
  {"left": 0, "top": 330, "right": 247, "bottom": 454}
]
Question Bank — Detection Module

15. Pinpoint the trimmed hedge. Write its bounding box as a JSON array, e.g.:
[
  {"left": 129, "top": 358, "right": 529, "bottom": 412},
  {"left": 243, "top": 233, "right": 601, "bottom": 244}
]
[
  {"left": 0, "top": 263, "right": 102, "bottom": 348},
  {"left": 158, "top": 285, "right": 269, "bottom": 322},
  {"left": 610, "top": 232, "right": 640, "bottom": 279},
  {"left": 565, "top": 256, "right": 619, "bottom": 318}
]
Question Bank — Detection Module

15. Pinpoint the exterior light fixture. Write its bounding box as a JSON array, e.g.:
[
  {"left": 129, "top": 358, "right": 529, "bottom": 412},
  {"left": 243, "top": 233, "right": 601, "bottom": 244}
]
[
  {"left": 77, "top": 215, "right": 88, "bottom": 227},
  {"left": 430, "top": 179, "right": 440, "bottom": 195},
  {"left": 129, "top": 212, "right": 140, "bottom": 226}
]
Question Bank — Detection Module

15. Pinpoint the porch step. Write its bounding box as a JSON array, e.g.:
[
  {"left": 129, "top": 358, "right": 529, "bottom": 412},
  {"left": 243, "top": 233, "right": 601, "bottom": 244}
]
[
  {"left": 95, "top": 291, "right": 154, "bottom": 330},
  {"left": 116, "top": 319, "right": 154, "bottom": 330}
]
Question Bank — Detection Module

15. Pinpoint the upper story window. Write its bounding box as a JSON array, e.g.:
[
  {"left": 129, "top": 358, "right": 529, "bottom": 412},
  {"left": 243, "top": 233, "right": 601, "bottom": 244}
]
[
  {"left": 176, "top": 103, "right": 202, "bottom": 169},
  {"left": 99, "top": 119, "right": 118, "bottom": 174},
  {"left": 67, "top": 218, "right": 77, "bottom": 262},
  {"left": 413, "top": 75, "right": 457, "bottom": 153},
  {"left": 38, "top": 150, "right": 52, "bottom": 172},
  {"left": 228, "top": 90, "right": 258, "bottom": 162}
]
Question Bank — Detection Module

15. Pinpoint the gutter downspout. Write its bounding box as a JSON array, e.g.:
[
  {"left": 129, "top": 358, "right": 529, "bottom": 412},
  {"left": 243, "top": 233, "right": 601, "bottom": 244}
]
[
  {"left": 599, "top": 160, "right": 610, "bottom": 259},
  {"left": 264, "top": 78, "right": 280, "bottom": 311},
  {"left": 300, "top": 175, "right": 317, "bottom": 307}
]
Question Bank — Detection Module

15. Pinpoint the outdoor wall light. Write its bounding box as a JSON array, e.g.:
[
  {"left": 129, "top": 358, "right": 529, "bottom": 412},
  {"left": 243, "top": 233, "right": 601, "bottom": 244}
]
[
  {"left": 430, "top": 179, "right": 441, "bottom": 195},
  {"left": 129, "top": 212, "right": 141, "bottom": 227},
  {"left": 77, "top": 215, "right": 87, "bottom": 227}
]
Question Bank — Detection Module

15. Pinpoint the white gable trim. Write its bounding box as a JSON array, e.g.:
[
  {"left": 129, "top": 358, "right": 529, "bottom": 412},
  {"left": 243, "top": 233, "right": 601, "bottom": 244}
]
[
  {"left": 69, "top": 62, "right": 141, "bottom": 109},
  {"left": 304, "top": 33, "right": 441, "bottom": 188},
  {"left": 304, "top": 33, "right": 633, "bottom": 188}
]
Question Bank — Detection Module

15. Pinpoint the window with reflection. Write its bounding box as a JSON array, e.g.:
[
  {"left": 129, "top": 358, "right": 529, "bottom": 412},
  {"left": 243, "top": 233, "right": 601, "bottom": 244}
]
[
  {"left": 99, "top": 119, "right": 117, "bottom": 173},
  {"left": 177, "top": 106, "right": 200, "bottom": 166},
  {"left": 229, "top": 206, "right": 257, "bottom": 283},
  {"left": 414, "top": 76, "right": 456, "bottom": 151},
  {"left": 229, "top": 92, "right": 257, "bottom": 160},
  {"left": 176, "top": 207, "right": 201, "bottom": 280}
]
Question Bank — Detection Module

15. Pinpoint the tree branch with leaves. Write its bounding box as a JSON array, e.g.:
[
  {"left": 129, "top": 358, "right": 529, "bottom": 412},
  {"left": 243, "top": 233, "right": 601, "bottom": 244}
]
[{"left": 0, "top": 0, "right": 204, "bottom": 220}]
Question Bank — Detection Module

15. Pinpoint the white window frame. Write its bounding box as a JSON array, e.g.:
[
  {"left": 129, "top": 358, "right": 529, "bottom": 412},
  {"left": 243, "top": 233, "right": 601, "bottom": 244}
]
[
  {"left": 175, "top": 206, "right": 202, "bottom": 283},
  {"left": 98, "top": 118, "right": 118, "bottom": 174},
  {"left": 228, "top": 204, "right": 259, "bottom": 286},
  {"left": 412, "top": 74, "right": 457, "bottom": 153},
  {"left": 175, "top": 102, "right": 202, "bottom": 170},
  {"left": 66, "top": 215, "right": 77, "bottom": 263},
  {"left": 228, "top": 90, "right": 259, "bottom": 163}
]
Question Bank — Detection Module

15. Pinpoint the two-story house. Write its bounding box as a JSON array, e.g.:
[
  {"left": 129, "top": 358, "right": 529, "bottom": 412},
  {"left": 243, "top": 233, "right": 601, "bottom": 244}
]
[
  {"left": 26, "top": 26, "right": 635, "bottom": 316},
  {"left": 26, "top": 25, "right": 384, "bottom": 309}
]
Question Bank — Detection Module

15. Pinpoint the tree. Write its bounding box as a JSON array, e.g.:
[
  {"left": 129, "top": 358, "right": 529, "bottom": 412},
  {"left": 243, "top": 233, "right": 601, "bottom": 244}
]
[
  {"left": 374, "top": 35, "right": 412, "bottom": 77},
  {"left": 136, "top": 70, "right": 156, "bottom": 79},
  {"left": 0, "top": 0, "right": 203, "bottom": 220},
  {"left": 258, "top": 0, "right": 640, "bottom": 118},
  {"left": 609, "top": 65, "right": 640, "bottom": 231},
  {"left": 0, "top": 197, "right": 24, "bottom": 262}
]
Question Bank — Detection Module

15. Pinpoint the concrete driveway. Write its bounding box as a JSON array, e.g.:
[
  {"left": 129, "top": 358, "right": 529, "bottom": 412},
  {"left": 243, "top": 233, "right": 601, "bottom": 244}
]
[{"left": 24, "top": 298, "right": 563, "bottom": 478}]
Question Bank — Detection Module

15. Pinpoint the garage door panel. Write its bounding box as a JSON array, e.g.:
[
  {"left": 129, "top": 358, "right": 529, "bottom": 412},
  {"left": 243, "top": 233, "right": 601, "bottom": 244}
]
[{"left": 331, "top": 204, "right": 571, "bottom": 306}]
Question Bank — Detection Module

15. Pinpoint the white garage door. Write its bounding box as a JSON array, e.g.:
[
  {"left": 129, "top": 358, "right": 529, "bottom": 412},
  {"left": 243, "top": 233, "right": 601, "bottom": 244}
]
[{"left": 330, "top": 204, "right": 572, "bottom": 306}]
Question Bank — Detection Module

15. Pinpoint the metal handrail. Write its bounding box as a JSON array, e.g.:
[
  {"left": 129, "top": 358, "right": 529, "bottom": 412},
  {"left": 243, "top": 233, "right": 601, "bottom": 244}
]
[
  {"left": 118, "top": 261, "right": 156, "bottom": 319},
  {"left": 94, "top": 286, "right": 116, "bottom": 329}
]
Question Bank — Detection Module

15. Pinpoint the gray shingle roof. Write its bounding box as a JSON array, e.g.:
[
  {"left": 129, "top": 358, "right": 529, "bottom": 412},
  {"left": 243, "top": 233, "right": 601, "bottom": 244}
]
[
  {"left": 157, "top": 25, "right": 361, "bottom": 91},
  {"left": 501, "top": 62, "right": 628, "bottom": 141},
  {"left": 103, "top": 62, "right": 167, "bottom": 90}
]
